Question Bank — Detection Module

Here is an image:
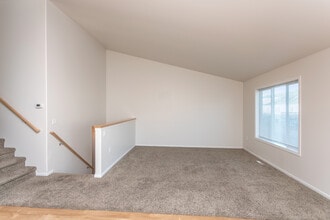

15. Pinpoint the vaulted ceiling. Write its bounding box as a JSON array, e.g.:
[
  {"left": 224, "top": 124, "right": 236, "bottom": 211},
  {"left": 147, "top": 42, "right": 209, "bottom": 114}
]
[{"left": 51, "top": 0, "right": 330, "bottom": 81}]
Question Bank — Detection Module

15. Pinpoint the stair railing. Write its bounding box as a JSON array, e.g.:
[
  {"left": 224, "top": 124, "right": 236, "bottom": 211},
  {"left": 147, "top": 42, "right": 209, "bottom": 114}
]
[
  {"left": 50, "top": 131, "right": 94, "bottom": 173},
  {"left": 92, "top": 118, "right": 136, "bottom": 178},
  {"left": 0, "top": 97, "right": 40, "bottom": 133},
  {"left": 92, "top": 118, "right": 137, "bottom": 170}
]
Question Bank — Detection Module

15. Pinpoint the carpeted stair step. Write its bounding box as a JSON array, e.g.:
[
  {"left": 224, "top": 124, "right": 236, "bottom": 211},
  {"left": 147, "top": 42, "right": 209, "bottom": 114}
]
[
  {"left": 0, "top": 157, "right": 26, "bottom": 172},
  {"left": 0, "top": 148, "right": 15, "bottom": 160},
  {"left": 0, "top": 166, "right": 36, "bottom": 191},
  {"left": 0, "top": 139, "right": 37, "bottom": 191}
]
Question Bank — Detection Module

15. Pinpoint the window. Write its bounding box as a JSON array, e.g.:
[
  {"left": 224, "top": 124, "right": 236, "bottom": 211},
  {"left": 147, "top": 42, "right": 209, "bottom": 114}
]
[{"left": 256, "top": 79, "right": 300, "bottom": 154}]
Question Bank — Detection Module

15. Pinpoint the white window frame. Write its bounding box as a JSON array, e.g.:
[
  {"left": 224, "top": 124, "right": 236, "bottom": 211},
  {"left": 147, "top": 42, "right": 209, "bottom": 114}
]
[{"left": 255, "top": 77, "right": 301, "bottom": 156}]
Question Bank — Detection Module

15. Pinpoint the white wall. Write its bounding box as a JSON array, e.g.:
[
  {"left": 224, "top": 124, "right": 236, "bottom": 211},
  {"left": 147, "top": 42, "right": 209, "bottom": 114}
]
[
  {"left": 0, "top": 0, "right": 48, "bottom": 174},
  {"left": 94, "top": 119, "right": 136, "bottom": 178},
  {"left": 244, "top": 47, "right": 330, "bottom": 198},
  {"left": 47, "top": 1, "right": 106, "bottom": 173},
  {"left": 107, "top": 51, "right": 243, "bottom": 148}
]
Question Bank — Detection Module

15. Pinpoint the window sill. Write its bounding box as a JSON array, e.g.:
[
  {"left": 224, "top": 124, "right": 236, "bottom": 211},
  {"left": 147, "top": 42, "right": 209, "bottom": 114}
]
[{"left": 255, "top": 137, "right": 301, "bottom": 157}]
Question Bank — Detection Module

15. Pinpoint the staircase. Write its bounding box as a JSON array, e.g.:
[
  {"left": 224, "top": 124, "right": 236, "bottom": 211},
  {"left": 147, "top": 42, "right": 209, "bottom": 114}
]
[{"left": 0, "top": 138, "right": 36, "bottom": 191}]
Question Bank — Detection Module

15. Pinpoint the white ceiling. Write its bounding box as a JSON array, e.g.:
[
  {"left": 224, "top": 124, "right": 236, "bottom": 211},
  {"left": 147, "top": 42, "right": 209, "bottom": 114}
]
[{"left": 51, "top": 0, "right": 330, "bottom": 81}]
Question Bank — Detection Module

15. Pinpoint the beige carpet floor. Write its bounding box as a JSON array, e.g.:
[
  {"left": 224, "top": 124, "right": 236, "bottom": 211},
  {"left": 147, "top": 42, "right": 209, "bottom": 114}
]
[{"left": 0, "top": 147, "right": 329, "bottom": 220}]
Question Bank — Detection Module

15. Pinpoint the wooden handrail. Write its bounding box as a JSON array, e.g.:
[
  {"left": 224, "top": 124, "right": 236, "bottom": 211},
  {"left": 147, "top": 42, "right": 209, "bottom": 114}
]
[
  {"left": 50, "top": 131, "right": 94, "bottom": 172},
  {"left": 0, "top": 97, "right": 40, "bottom": 133},
  {"left": 93, "top": 118, "right": 136, "bottom": 129}
]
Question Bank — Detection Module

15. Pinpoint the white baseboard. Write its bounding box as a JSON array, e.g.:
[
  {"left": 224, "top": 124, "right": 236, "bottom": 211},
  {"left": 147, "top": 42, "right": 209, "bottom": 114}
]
[
  {"left": 244, "top": 148, "right": 330, "bottom": 200},
  {"left": 135, "top": 144, "right": 243, "bottom": 149},
  {"left": 36, "top": 169, "right": 54, "bottom": 176}
]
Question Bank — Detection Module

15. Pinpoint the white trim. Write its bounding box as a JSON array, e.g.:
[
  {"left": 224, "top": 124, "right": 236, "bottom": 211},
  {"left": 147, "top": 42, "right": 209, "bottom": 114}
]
[
  {"left": 44, "top": 0, "right": 49, "bottom": 181},
  {"left": 244, "top": 148, "right": 330, "bottom": 200},
  {"left": 255, "top": 137, "right": 300, "bottom": 157},
  {"left": 94, "top": 128, "right": 102, "bottom": 178},
  {"left": 135, "top": 145, "right": 243, "bottom": 149},
  {"left": 36, "top": 169, "right": 53, "bottom": 176},
  {"left": 255, "top": 76, "right": 302, "bottom": 156},
  {"left": 298, "top": 76, "right": 302, "bottom": 156},
  {"left": 255, "top": 76, "right": 301, "bottom": 91}
]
